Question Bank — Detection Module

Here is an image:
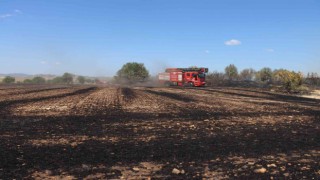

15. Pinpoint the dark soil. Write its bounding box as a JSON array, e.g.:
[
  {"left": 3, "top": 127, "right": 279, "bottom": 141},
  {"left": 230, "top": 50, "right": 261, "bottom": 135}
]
[{"left": 0, "top": 85, "right": 319, "bottom": 179}]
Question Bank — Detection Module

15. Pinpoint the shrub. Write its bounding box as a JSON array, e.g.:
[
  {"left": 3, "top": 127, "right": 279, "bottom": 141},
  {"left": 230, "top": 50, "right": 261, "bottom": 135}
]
[
  {"left": 206, "top": 71, "right": 226, "bottom": 86},
  {"left": 23, "top": 79, "right": 33, "bottom": 84},
  {"left": 2, "top": 76, "right": 15, "bottom": 84},
  {"left": 32, "top": 76, "right": 46, "bottom": 84},
  {"left": 274, "top": 70, "right": 303, "bottom": 92}
]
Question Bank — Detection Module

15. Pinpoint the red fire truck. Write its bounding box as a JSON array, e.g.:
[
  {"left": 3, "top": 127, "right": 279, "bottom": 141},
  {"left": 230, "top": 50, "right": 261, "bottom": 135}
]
[{"left": 158, "top": 67, "right": 208, "bottom": 87}]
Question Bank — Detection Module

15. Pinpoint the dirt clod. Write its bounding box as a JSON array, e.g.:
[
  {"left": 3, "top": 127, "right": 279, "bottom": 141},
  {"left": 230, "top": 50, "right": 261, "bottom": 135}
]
[
  {"left": 132, "top": 167, "right": 140, "bottom": 172},
  {"left": 172, "top": 168, "right": 181, "bottom": 174},
  {"left": 254, "top": 168, "right": 267, "bottom": 174}
]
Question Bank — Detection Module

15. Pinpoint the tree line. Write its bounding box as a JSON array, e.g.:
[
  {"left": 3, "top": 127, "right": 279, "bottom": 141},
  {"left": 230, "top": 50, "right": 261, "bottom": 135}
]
[
  {"left": 0, "top": 73, "right": 93, "bottom": 85},
  {"left": 1, "top": 62, "right": 319, "bottom": 93},
  {"left": 113, "top": 62, "right": 320, "bottom": 93},
  {"left": 207, "top": 64, "right": 320, "bottom": 92}
]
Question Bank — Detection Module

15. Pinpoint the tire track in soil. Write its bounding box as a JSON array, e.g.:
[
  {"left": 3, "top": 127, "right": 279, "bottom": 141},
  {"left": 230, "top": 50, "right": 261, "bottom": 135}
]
[
  {"left": 120, "top": 88, "right": 173, "bottom": 114},
  {"left": 153, "top": 91, "right": 206, "bottom": 118},
  {"left": 6, "top": 86, "right": 69, "bottom": 96},
  {"left": 72, "top": 87, "right": 193, "bottom": 118},
  {"left": 130, "top": 87, "right": 210, "bottom": 119},
  {"left": 178, "top": 87, "right": 320, "bottom": 123},
  {"left": 11, "top": 87, "right": 97, "bottom": 116},
  {"left": 0, "top": 86, "right": 93, "bottom": 103},
  {"left": 181, "top": 87, "right": 301, "bottom": 115},
  {"left": 0, "top": 85, "right": 67, "bottom": 96},
  {"left": 73, "top": 87, "right": 124, "bottom": 116},
  {"left": 179, "top": 87, "right": 263, "bottom": 113},
  {"left": 0, "top": 87, "right": 97, "bottom": 116}
]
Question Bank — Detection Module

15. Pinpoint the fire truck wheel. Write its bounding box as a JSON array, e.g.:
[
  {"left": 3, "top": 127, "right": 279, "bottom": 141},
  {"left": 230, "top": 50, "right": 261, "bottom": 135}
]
[{"left": 189, "top": 82, "right": 194, "bottom": 87}]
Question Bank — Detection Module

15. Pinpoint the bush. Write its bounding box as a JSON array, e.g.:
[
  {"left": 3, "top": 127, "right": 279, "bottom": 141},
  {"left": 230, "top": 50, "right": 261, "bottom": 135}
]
[
  {"left": 32, "top": 76, "right": 46, "bottom": 84},
  {"left": 274, "top": 70, "right": 303, "bottom": 92},
  {"left": 23, "top": 79, "right": 33, "bottom": 84},
  {"left": 206, "top": 71, "right": 226, "bottom": 86},
  {"left": 2, "top": 76, "right": 15, "bottom": 84},
  {"left": 294, "top": 85, "right": 310, "bottom": 94},
  {"left": 115, "top": 62, "right": 149, "bottom": 83}
]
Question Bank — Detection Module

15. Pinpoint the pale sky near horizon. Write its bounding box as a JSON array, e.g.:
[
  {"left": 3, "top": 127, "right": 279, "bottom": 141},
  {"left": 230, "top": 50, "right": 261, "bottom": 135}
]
[{"left": 0, "top": 0, "right": 320, "bottom": 76}]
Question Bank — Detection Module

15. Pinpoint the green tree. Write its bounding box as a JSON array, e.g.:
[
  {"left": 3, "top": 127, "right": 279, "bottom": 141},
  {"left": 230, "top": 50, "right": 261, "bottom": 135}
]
[
  {"left": 225, "top": 64, "right": 238, "bottom": 80},
  {"left": 258, "top": 67, "right": 273, "bottom": 82},
  {"left": 32, "top": 76, "right": 46, "bottom": 84},
  {"left": 77, "top": 76, "right": 86, "bottom": 84},
  {"left": 23, "top": 79, "right": 33, "bottom": 84},
  {"left": 115, "top": 62, "right": 150, "bottom": 83},
  {"left": 239, "top": 68, "right": 256, "bottom": 81},
  {"left": 49, "top": 77, "right": 64, "bottom": 84},
  {"left": 2, "top": 76, "right": 15, "bottom": 84},
  {"left": 62, "top": 73, "right": 73, "bottom": 84}
]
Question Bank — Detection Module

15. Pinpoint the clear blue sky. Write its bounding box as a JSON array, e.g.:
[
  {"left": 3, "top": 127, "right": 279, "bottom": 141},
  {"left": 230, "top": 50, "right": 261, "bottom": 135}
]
[{"left": 0, "top": 0, "right": 319, "bottom": 76}]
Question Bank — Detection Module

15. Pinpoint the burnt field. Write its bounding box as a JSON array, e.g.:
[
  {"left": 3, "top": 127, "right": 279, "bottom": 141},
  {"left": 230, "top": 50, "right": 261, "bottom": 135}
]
[{"left": 0, "top": 85, "right": 319, "bottom": 179}]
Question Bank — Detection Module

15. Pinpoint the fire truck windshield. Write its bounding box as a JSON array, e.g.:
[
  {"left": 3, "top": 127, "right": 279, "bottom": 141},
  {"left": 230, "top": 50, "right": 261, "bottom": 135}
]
[{"left": 198, "top": 73, "right": 205, "bottom": 78}]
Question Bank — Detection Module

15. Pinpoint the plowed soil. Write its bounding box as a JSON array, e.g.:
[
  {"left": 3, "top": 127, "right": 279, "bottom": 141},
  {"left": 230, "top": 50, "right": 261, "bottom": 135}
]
[{"left": 0, "top": 85, "right": 319, "bottom": 179}]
